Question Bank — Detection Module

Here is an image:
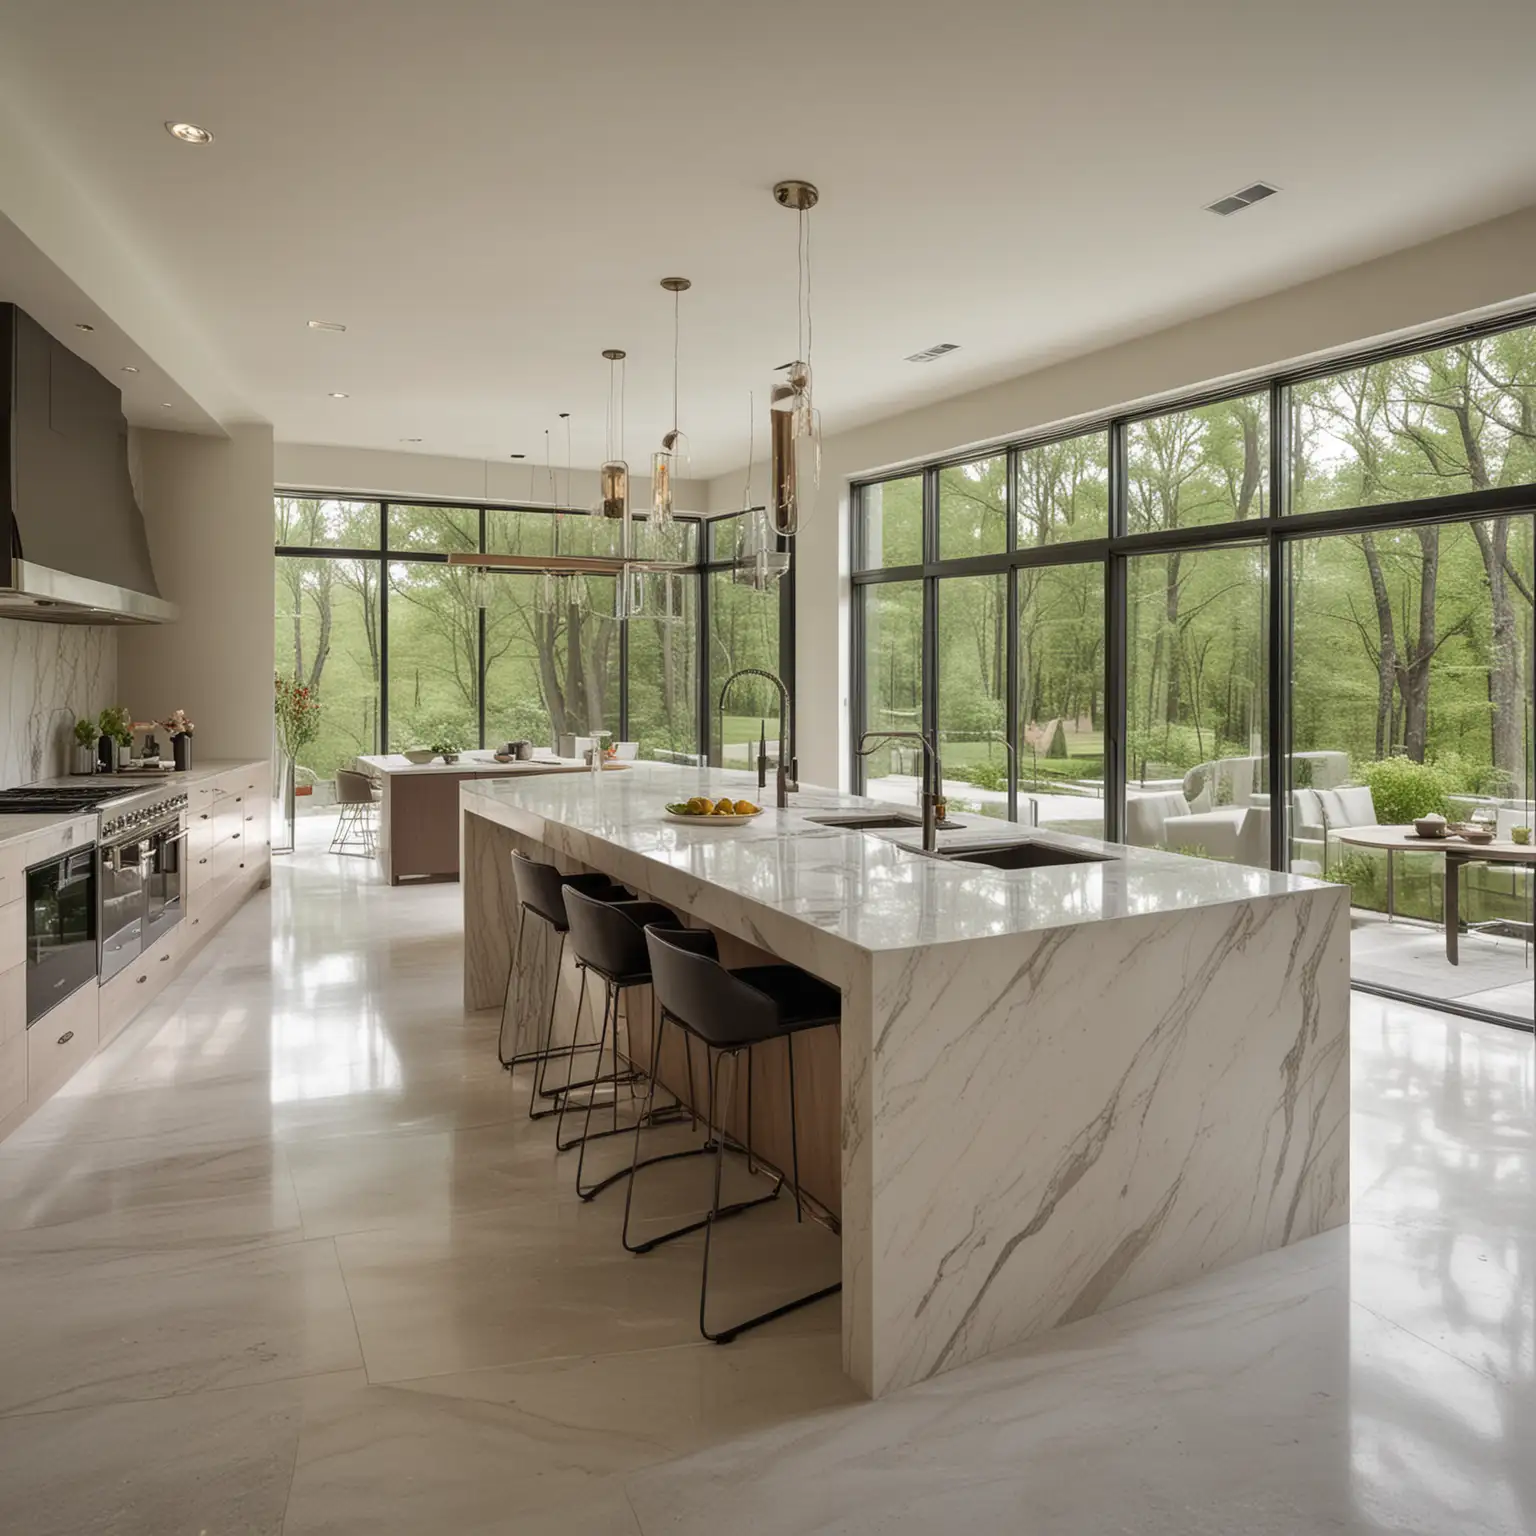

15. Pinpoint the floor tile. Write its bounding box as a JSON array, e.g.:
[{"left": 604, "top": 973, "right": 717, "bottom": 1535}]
[{"left": 0, "top": 1235, "right": 363, "bottom": 1416}]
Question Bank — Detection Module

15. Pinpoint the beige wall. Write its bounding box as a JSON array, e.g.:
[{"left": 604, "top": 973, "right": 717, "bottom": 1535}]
[
  {"left": 118, "top": 425, "right": 276, "bottom": 763},
  {"left": 706, "top": 204, "right": 1536, "bottom": 788},
  {"left": 274, "top": 442, "right": 709, "bottom": 517}
]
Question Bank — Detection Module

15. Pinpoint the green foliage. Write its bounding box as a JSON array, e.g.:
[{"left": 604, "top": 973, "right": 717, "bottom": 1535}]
[
  {"left": 424, "top": 721, "right": 466, "bottom": 757},
  {"left": 74, "top": 717, "right": 98, "bottom": 748},
  {"left": 961, "top": 759, "right": 1008, "bottom": 792},
  {"left": 98, "top": 705, "right": 133, "bottom": 747},
  {"left": 1429, "top": 752, "right": 1516, "bottom": 798},
  {"left": 1126, "top": 724, "right": 1216, "bottom": 777},
  {"left": 1356, "top": 755, "right": 1451, "bottom": 824}
]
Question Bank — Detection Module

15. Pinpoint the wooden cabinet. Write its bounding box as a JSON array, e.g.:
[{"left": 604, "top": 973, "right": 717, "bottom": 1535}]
[{"left": 26, "top": 982, "right": 98, "bottom": 1105}]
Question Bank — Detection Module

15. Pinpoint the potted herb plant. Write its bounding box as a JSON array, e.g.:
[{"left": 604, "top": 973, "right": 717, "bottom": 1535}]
[
  {"left": 160, "top": 710, "right": 196, "bottom": 771},
  {"left": 72, "top": 718, "right": 98, "bottom": 775},
  {"left": 429, "top": 727, "right": 465, "bottom": 765},
  {"left": 98, "top": 705, "right": 133, "bottom": 772}
]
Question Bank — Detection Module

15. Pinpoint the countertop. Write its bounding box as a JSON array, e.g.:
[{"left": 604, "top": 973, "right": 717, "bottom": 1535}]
[
  {"left": 461, "top": 760, "right": 1327, "bottom": 956},
  {"left": 0, "top": 759, "right": 269, "bottom": 857},
  {"left": 359, "top": 752, "right": 627, "bottom": 778}
]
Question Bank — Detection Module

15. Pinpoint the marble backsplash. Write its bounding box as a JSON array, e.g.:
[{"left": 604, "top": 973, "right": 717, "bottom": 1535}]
[{"left": 0, "top": 618, "right": 118, "bottom": 789}]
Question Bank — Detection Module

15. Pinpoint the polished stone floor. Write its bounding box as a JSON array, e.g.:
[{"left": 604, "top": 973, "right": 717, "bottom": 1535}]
[{"left": 0, "top": 834, "right": 1531, "bottom": 1533}]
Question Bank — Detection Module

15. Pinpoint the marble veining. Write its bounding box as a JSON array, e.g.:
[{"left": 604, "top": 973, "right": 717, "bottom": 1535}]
[
  {"left": 0, "top": 618, "right": 116, "bottom": 791},
  {"left": 464, "top": 762, "right": 1353, "bottom": 1397}
]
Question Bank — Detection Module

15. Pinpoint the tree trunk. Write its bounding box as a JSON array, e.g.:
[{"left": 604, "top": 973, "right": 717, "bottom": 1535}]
[
  {"left": 1360, "top": 535, "right": 1397, "bottom": 759},
  {"left": 1471, "top": 518, "right": 1523, "bottom": 781},
  {"left": 1398, "top": 528, "right": 1440, "bottom": 762}
]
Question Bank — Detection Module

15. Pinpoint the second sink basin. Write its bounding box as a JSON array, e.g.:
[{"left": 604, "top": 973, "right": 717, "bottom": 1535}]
[
  {"left": 936, "top": 841, "right": 1112, "bottom": 871},
  {"left": 806, "top": 811, "right": 964, "bottom": 832}
]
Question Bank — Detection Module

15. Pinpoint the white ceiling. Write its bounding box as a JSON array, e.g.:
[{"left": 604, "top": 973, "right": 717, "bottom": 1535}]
[{"left": 2, "top": 0, "right": 1535, "bottom": 476}]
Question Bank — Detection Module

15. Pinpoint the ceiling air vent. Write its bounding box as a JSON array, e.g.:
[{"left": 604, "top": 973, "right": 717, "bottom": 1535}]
[
  {"left": 1206, "top": 182, "right": 1279, "bottom": 216},
  {"left": 906, "top": 342, "right": 960, "bottom": 363}
]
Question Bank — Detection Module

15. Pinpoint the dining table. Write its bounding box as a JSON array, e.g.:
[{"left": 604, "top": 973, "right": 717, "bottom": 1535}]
[{"left": 1334, "top": 824, "right": 1536, "bottom": 963}]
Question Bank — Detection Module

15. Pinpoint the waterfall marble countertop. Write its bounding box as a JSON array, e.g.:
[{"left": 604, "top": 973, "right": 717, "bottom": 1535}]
[
  {"left": 462, "top": 758, "right": 1350, "bottom": 1398},
  {"left": 460, "top": 760, "right": 1328, "bottom": 959}
]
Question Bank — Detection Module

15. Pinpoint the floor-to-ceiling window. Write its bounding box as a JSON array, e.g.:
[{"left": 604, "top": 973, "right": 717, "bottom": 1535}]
[
  {"left": 276, "top": 497, "right": 792, "bottom": 788},
  {"left": 853, "top": 312, "right": 1536, "bottom": 1030}
]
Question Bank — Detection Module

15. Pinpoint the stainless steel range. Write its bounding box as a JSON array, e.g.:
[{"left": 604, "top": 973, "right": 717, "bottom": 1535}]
[{"left": 0, "top": 778, "right": 189, "bottom": 985}]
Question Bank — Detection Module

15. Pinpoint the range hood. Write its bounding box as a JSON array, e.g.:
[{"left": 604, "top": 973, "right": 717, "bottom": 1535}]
[{"left": 1, "top": 304, "right": 176, "bottom": 625}]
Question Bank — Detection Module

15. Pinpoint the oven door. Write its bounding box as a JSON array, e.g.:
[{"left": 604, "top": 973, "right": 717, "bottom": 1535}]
[
  {"left": 26, "top": 847, "right": 99, "bottom": 1025},
  {"left": 142, "top": 821, "right": 188, "bottom": 951},
  {"left": 99, "top": 835, "right": 148, "bottom": 984}
]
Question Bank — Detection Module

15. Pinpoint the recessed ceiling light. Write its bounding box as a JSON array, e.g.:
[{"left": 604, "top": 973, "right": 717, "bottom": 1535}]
[
  {"left": 165, "top": 121, "right": 213, "bottom": 145},
  {"left": 121, "top": 365, "right": 139, "bottom": 374},
  {"left": 402, "top": 437, "right": 422, "bottom": 444},
  {"left": 329, "top": 391, "right": 349, "bottom": 399},
  {"left": 161, "top": 402, "right": 173, "bottom": 409},
  {"left": 906, "top": 342, "right": 960, "bottom": 363},
  {"left": 509, "top": 453, "right": 526, "bottom": 460},
  {"left": 75, "top": 322, "right": 95, "bottom": 333},
  {"left": 307, "top": 319, "right": 347, "bottom": 332}
]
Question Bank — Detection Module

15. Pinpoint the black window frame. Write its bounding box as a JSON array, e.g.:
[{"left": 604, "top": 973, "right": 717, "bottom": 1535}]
[
  {"left": 852, "top": 307, "right": 1536, "bottom": 1034},
  {"left": 276, "top": 495, "right": 793, "bottom": 766}
]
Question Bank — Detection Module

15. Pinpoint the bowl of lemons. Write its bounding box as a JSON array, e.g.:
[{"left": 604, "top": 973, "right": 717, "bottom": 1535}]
[{"left": 665, "top": 795, "right": 763, "bottom": 825}]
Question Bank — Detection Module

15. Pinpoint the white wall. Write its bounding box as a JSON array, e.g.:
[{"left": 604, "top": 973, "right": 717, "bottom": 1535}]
[
  {"left": 118, "top": 425, "right": 277, "bottom": 763},
  {"left": 707, "top": 204, "right": 1536, "bottom": 788},
  {"left": 274, "top": 442, "right": 708, "bottom": 517}
]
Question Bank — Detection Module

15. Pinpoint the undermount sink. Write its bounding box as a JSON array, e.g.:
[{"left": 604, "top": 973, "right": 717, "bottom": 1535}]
[
  {"left": 806, "top": 811, "right": 964, "bottom": 832},
  {"left": 934, "top": 841, "right": 1113, "bottom": 871}
]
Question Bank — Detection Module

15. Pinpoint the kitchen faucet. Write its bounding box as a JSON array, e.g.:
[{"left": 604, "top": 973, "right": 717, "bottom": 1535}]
[
  {"left": 717, "top": 668, "right": 797, "bottom": 808},
  {"left": 856, "top": 729, "right": 944, "bottom": 852}
]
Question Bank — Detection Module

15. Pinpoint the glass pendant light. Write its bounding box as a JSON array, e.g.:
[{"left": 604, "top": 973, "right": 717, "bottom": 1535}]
[
  {"left": 598, "top": 349, "right": 629, "bottom": 525},
  {"left": 652, "top": 277, "right": 691, "bottom": 527},
  {"left": 769, "top": 180, "right": 821, "bottom": 538}
]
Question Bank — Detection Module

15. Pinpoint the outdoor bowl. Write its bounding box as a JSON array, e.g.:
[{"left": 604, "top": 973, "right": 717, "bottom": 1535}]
[
  {"left": 1413, "top": 816, "right": 1448, "bottom": 837},
  {"left": 402, "top": 748, "right": 434, "bottom": 765},
  {"left": 1460, "top": 827, "right": 1494, "bottom": 845}
]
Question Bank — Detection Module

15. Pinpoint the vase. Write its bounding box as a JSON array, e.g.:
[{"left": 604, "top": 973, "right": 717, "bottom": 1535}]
[
  {"left": 72, "top": 744, "right": 96, "bottom": 775},
  {"left": 97, "top": 734, "right": 115, "bottom": 773},
  {"left": 172, "top": 734, "right": 192, "bottom": 771}
]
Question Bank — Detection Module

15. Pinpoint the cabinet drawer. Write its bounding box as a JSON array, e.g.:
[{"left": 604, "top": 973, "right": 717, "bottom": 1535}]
[
  {"left": 27, "top": 983, "right": 98, "bottom": 1104},
  {"left": 0, "top": 896, "right": 22, "bottom": 974},
  {"left": 0, "top": 961, "right": 24, "bottom": 1048},
  {"left": 0, "top": 1032, "right": 23, "bottom": 1123}
]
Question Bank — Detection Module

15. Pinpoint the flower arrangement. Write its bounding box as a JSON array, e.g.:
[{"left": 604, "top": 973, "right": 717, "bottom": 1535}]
[
  {"left": 274, "top": 675, "right": 321, "bottom": 759},
  {"left": 98, "top": 705, "right": 134, "bottom": 748},
  {"left": 160, "top": 709, "right": 195, "bottom": 739}
]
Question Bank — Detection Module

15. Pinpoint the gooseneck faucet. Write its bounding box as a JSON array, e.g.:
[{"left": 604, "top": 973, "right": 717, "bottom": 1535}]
[
  {"left": 857, "top": 729, "right": 944, "bottom": 852},
  {"left": 717, "top": 668, "right": 797, "bottom": 808}
]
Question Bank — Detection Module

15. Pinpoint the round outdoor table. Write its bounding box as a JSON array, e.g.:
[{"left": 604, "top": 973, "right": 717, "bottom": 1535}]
[{"left": 1334, "top": 824, "right": 1536, "bottom": 964}]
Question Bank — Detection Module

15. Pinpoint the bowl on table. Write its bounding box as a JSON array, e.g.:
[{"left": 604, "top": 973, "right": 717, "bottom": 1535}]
[
  {"left": 402, "top": 748, "right": 434, "bottom": 765},
  {"left": 1413, "top": 816, "right": 1448, "bottom": 838},
  {"left": 1459, "top": 827, "right": 1494, "bottom": 845}
]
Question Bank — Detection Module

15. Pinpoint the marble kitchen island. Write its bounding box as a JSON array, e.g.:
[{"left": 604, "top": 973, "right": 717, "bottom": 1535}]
[{"left": 462, "top": 763, "right": 1349, "bottom": 1398}]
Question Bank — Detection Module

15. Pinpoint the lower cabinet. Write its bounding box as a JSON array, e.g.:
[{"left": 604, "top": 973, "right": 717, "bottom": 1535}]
[
  {"left": 0, "top": 760, "right": 272, "bottom": 1142},
  {"left": 26, "top": 983, "right": 99, "bottom": 1105}
]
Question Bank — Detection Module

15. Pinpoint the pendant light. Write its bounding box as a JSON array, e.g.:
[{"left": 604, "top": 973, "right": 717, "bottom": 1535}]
[
  {"left": 732, "top": 390, "right": 790, "bottom": 592},
  {"left": 598, "top": 349, "right": 630, "bottom": 530},
  {"left": 652, "top": 277, "right": 691, "bottom": 529},
  {"left": 769, "top": 179, "right": 821, "bottom": 538}
]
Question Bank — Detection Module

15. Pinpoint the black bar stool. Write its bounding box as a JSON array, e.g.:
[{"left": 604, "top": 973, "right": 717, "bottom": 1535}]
[
  {"left": 499, "top": 850, "right": 630, "bottom": 1123},
  {"left": 558, "top": 888, "right": 699, "bottom": 1201},
  {"left": 629, "top": 923, "right": 842, "bottom": 1345}
]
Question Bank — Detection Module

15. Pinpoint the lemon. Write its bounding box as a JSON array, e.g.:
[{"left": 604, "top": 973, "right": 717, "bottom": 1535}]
[
  {"left": 687, "top": 797, "right": 710, "bottom": 815},
  {"left": 734, "top": 800, "right": 758, "bottom": 815},
  {"left": 714, "top": 797, "right": 735, "bottom": 813}
]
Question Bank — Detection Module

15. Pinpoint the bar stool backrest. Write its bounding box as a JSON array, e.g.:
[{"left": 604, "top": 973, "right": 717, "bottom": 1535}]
[
  {"left": 335, "top": 769, "right": 376, "bottom": 806},
  {"left": 563, "top": 889, "right": 676, "bottom": 983},
  {"left": 511, "top": 851, "right": 569, "bottom": 930},
  {"left": 644, "top": 925, "right": 777, "bottom": 1047}
]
